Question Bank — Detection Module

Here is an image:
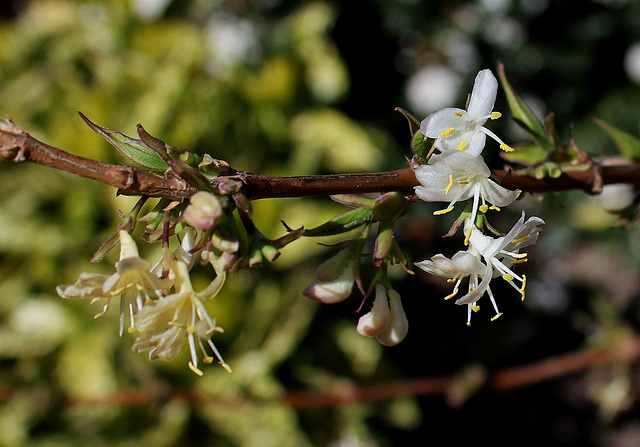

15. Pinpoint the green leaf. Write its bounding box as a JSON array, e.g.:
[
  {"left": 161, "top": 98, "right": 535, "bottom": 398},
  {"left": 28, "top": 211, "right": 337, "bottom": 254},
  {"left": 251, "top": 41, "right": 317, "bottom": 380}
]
[
  {"left": 303, "top": 207, "right": 373, "bottom": 237},
  {"left": 496, "top": 63, "right": 548, "bottom": 145},
  {"left": 594, "top": 118, "right": 640, "bottom": 160},
  {"left": 78, "top": 112, "right": 169, "bottom": 171},
  {"left": 501, "top": 143, "right": 548, "bottom": 166}
]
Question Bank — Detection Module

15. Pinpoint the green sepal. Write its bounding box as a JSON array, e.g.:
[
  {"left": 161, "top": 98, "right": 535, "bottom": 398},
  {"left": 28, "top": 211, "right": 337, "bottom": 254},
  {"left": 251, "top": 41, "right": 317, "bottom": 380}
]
[
  {"left": 78, "top": 112, "right": 169, "bottom": 171},
  {"left": 303, "top": 207, "right": 373, "bottom": 237},
  {"left": 395, "top": 107, "right": 429, "bottom": 158},
  {"left": 373, "top": 221, "right": 394, "bottom": 268},
  {"left": 594, "top": 118, "right": 640, "bottom": 161}
]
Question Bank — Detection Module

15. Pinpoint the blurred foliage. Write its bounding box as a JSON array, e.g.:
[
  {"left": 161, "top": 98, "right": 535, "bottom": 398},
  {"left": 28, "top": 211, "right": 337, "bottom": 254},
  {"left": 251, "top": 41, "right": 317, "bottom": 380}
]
[{"left": 2, "top": 0, "right": 640, "bottom": 446}]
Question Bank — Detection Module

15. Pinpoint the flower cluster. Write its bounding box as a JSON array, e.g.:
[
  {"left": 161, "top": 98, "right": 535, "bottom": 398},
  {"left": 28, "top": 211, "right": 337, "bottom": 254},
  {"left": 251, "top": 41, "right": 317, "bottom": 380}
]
[
  {"left": 57, "top": 229, "right": 231, "bottom": 376},
  {"left": 414, "top": 69, "right": 544, "bottom": 325}
]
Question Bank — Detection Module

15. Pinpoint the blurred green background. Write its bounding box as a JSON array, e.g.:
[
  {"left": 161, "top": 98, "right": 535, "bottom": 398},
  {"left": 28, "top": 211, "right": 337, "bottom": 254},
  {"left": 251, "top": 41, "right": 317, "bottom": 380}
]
[{"left": 2, "top": 0, "right": 640, "bottom": 446}]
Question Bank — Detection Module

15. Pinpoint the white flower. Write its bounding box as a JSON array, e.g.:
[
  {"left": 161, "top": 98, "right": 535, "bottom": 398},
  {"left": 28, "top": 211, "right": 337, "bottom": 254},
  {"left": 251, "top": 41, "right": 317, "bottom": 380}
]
[
  {"left": 57, "top": 230, "right": 165, "bottom": 335},
  {"left": 375, "top": 288, "right": 408, "bottom": 346},
  {"left": 416, "top": 212, "right": 544, "bottom": 326},
  {"left": 356, "top": 283, "right": 390, "bottom": 337},
  {"left": 131, "top": 259, "right": 230, "bottom": 376},
  {"left": 420, "top": 69, "right": 513, "bottom": 156},
  {"left": 303, "top": 248, "right": 355, "bottom": 304},
  {"left": 413, "top": 150, "right": 521, "bottom": 223}
]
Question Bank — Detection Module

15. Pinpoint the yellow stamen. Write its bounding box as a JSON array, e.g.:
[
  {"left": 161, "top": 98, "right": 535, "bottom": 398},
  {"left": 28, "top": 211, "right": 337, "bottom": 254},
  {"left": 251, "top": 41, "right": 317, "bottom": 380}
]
[
  {"left": 490, "top": 111, "right": 502, "bottom": 120},
  {"left": 500, "top": 143, "right": 514, "bottom": 152},
  {"left": 445, "top": 289, "right": 459, "bottom": 300},
  {"left": 203, "top": 355, "right": 214, "bottom": 364},
  {"left": 489, "top": 205, "right": 500, "bottom": 211},
  {"left": 440, "top": 127, "right": 456, "bottom": 138},
  {"left": 467, "top": 322, "right": 472, "bottom": 327},
  {"left": 433, "top": 206, "right": 454, "bottom": 216},
  {"left": 447, "top": 278, "right": 457, "bottom": 283},
  {"left": 512, "top": 258, "right": 528, "bottom": 264},
  {"left": 456, "top": 140, "right": 468, "bottom": 151},
  {"left": 479, "top": 204, "right": 489, "bottom": 213},
  {"left": 187, "top": 325, "right": 196, "bottom": 334},
  {"left": 458, "top": 180, "right": 470, "bottom": 185},
  {"left": 503, "top": 274, "right": 515, "bottom": 281},
  {"left": 471, "top": 304, "right": 480, "bottom": 312},
  {"left": 464, "top": 228, "right": 472, "bottom": 246},
  {"left": 445, "top": 175, "right": 454, "bottom": 194},
  {"left": 127, "top": 326, "right": 137, "bottom": 334},
  {"left": 188, "top": 362, "right": 204, "bottom": 376},
  {"left": 511, "top": 236, "right": 529, "bottom": 244},
  {"left": 220, "top": 362, "right": 233, "bottom": 373},
  {"left": 491, "top": 312, "right": 503, "bottom": 321},
  {"left": 453, "top": 111, "right": 464, "bottom": 117},
  {"left": 520, "top": 275, "right": 527, "bottom": 300}
]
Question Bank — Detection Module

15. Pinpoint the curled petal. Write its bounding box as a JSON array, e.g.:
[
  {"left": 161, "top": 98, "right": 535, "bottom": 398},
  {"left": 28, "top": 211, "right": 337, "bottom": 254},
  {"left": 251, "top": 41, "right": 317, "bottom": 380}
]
[
  {"left": 376, "top": 289, "right": 408, "bottom": 346},
  {"left": 357, "top": 284, "right": 390, "bottom": 337},
  {"left": 467, "top": 69, "right": 498, "bottom": 117}
]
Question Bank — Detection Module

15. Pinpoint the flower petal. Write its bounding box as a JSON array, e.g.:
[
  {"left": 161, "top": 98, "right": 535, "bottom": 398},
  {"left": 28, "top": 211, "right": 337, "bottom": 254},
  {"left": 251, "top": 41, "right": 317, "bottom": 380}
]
[{"left": 467, "top": 69, "right": 498, "bottom": 118}]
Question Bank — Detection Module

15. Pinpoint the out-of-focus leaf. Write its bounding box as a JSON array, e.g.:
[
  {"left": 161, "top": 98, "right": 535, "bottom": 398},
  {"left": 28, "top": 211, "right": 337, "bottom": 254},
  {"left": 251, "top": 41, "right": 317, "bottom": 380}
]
[
  {"left": 78, "top": 112, "right": 169, "bottom": 171},
  {"left": 594, "top": 118, "right": 640, "bottom": 160}
]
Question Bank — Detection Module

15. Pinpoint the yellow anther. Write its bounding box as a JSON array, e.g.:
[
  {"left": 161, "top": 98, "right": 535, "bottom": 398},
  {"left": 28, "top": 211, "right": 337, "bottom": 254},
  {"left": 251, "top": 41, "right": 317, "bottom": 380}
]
[
  {"left": 511, "top": 235, "right": 529, "bottom": 244},
  {"left": 188, "top": 361, "right": 205, "bottom": 376},
  {"left": 467, "top": 322, "right": 472, "bottom": 327},
  {"left": 456, "top": 140, "right": 468, "bottom": 151},
  {"left": 479, "top": 204, "right": 489, "bottom": 213},
  {"left": 471, "top": 304, "right": 480, "bottom": 312},
  {"left": 464, "top": 228, "right": 472, "bottom": 246},
  {"left": 145, "top": 298, "right": 154, "bottom": 306},
  {"left": 500, "top": 143, "right": 514, "bottom": 152},
  {"left": 491, "top": 312, "right": 504, "bottom": 321},
  {"left": 490, "top": 112, "right": 502, "bottom": 120},
  {"left": 220, "top": 362, "right": 233, "bottom": 373},
  {"left": 457, "top": 180, "right": 470, "bottom": 185},
  {"left": 512, "top": 258, "right": 528, "bottom": 265},
  {"left": 510, "top": 252, "right": 528, "bottom": 259},
  {"left": 520, "top": 275, "right": 527, "bottom": 301},
  {"left": 127, "top": 326, "right": 137, "bottom": 334},
  {"left": 447, "top": 278, "right": 457, "bottom": 283},
  {"left": 203, "top": 355, "right": 214, "bottom": 364},
  {"left": 186, "top": 325, "right": 196, "bottom": 334},
  {"left": 445, "top": 289, "right": 459, "bottom": 300},
  {"left": 433, "top": 206, "right": 454, "bottom": 216},
  {"left": 440, "top": 127, "right": 456, "bottom": 138},
  {"left": 453, "top": 111, "right": 464, "bottom": 117},
  {"left": 489, "top": 205, "right": 501, "bottom": 211},
  {"left": 445, "top": 175, "right": 454, "bottom": 194},
  {"left": 503, "top": 274, "right": 515, "bottom": 281}
]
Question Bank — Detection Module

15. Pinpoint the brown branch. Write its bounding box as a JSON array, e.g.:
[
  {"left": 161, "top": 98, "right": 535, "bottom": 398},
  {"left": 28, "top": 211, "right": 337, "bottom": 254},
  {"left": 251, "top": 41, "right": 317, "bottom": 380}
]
[
  {"left": 2, "top": 119, "right": 640, "bottom": 202},
  {"left": 2, "top": 335, "right": 639, "bottom": 409}
]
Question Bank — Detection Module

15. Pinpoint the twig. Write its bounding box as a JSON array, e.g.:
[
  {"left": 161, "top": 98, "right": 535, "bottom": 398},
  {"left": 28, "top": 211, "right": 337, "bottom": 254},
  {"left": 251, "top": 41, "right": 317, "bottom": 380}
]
[{"left": 1, "top": 119, "right": 640, "bottom": 202}]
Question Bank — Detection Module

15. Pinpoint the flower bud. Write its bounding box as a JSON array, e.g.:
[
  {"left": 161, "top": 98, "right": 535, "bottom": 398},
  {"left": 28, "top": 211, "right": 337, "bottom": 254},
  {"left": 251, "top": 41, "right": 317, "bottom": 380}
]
[
  {"left": 182, "top": 192, "right": 224, "bottom": 230},
  {"left": 303, "top": 249, "right": 355, "bottom": 304},
  {"left": 375, "top": 289, "right": 408, "bottom": 346},
  {"left": 356, "top": 283, "right": 390, "bottom": 337}
]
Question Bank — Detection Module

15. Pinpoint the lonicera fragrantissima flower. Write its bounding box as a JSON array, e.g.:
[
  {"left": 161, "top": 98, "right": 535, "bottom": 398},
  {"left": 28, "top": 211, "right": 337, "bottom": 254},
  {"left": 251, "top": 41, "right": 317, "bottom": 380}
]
[
  {"left": 131, "top": 257, "right": 230, "bottom": 376},
  {"left": 413, "top": 150, "right": 521, "bottom": 223},
  {"left": 416, "top": 212, "right": 544, "bottom": 326},
  {"left": 420, "top": 69, "right": 513, "bottom": 156},
  {"left": 57, "top": 230, "right": 166, "bottom": 336}
]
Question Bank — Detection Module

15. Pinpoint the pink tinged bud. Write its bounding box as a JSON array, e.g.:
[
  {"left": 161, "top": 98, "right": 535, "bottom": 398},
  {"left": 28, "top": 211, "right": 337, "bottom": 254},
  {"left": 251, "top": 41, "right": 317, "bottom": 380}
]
[
  {"left": 357, "top": 283, "right": 390, "bottom": 337},
  {"left": 182, "top": 192, "right": 224, "bottom": 230},
  {"left": 375, "top": 289, "right": 408, "bottom": 346},
  {"left": 302, "top": 261, "right": 355, "bottom": 304},
  {"left": 314, "top": 248, "right": 351, "bottom": 281}
]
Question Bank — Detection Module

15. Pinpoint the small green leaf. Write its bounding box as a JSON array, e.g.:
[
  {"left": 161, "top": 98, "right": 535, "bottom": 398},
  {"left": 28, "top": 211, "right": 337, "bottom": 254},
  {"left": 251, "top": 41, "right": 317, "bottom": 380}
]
[
  {"left": 501, "top": 143, "right": 548, "bottom": 166},
  {"left": 594, "top": 118, "right": 640, "bottom": 160},
  {"left": 303, "top": 207, "right": 373, "bottom": 237},
  {"left": 78, "top": 112, "right": 169, "bottom": 171},
  {"left": 496, "top": 63, "right": 548, "bottom": 145},
  {"left": 330, "top": 194, "right": 375, "bottom": 208}
]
